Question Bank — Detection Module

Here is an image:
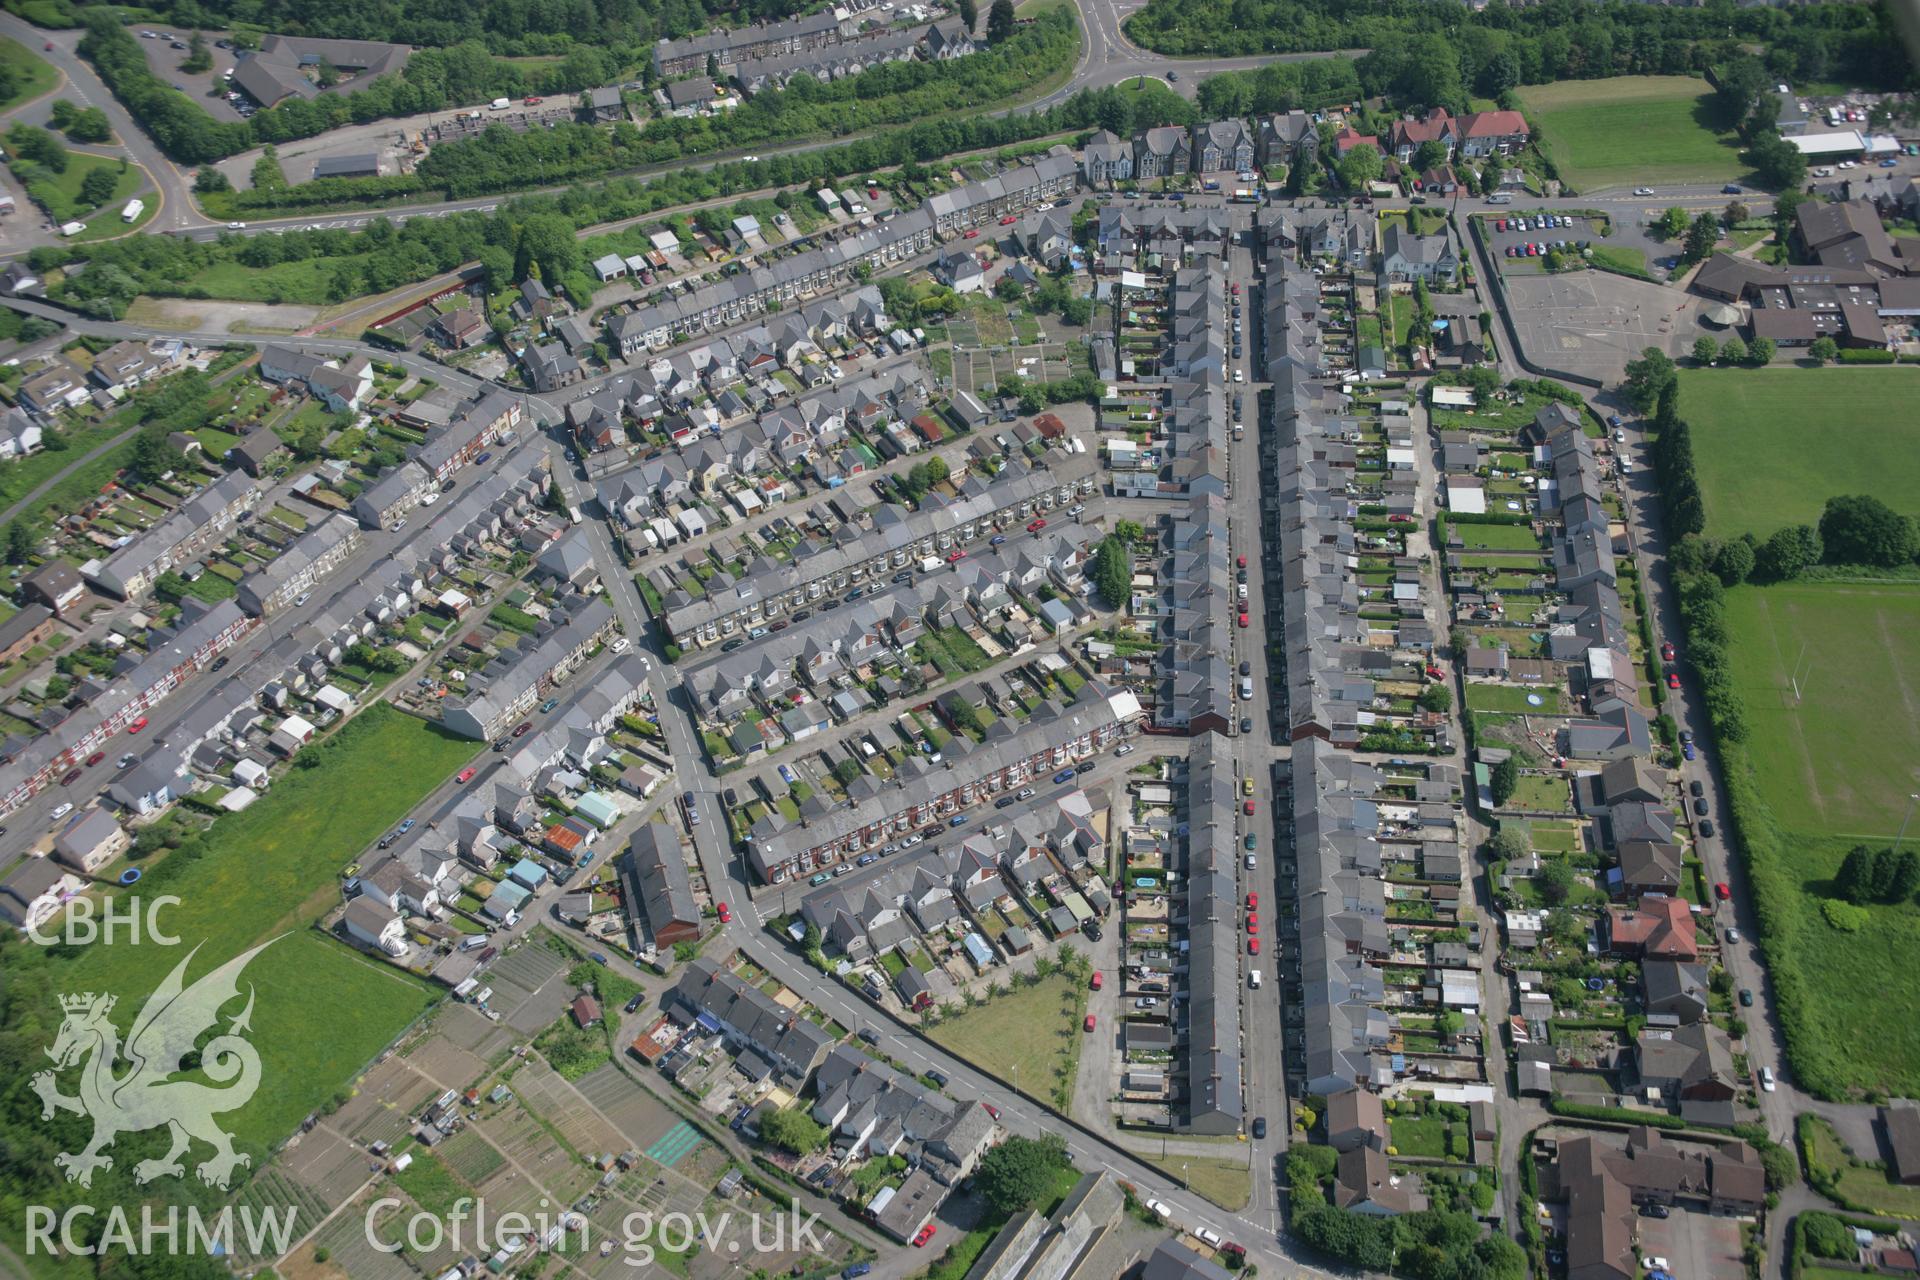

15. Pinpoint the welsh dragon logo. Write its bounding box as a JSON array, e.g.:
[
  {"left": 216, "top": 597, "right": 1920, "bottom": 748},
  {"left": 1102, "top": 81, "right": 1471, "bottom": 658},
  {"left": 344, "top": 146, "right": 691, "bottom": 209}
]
[{"left": 32, "top": 939, "right": 275, "bottom": 1190}]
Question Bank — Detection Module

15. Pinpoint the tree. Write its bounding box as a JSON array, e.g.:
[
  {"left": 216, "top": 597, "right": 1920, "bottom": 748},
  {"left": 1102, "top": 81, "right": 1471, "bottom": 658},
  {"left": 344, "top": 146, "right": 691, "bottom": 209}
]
[
  {"left": 1691, "top": 335, "right": 1718, "bottom": 365},
  {"left": 1719, "top": 335, "right": 1747, "bottom": 365},
  {"left": 1537, "top": 859, "right": 1575, "bottom": 906},
  {"left": 958, "top": 0, "right": 978, "bottom": 30},
  {"left": 79, "top": 166, "right": 119, "bottom": 210},
  {"left": 4, "top": 521, "right": 35, "bottom": 565},
  {"left": 1803, "top": 1214, "right": 1858, "bottom": 1261},
  {"left": 757, "top": 1107, "right": 827, "bottom": 1155},
  {"left": 1890, "top": 850, "right": 1920, "bottom": 903},
  {"left": 194, "top": 166, "right": 231, "bottom": 193},
  {"left": 7, "top": 123, "right": 68, "bottom": 173},
  {"left": 947, "top": 699, "right": 984, "bottom": 735},
  {"left": 181, "top": 32, "right": 213, "bottom": 75},
  {"left": 1489, "top": 756, "right": 1518, "bottom": 807},
  {"left": 1808, "top": 336, "right": 1839, "bottom": 364},
  {"left": 1622, "top": 347, "right": 1677, "bottom": 414},
  {"left": 1336, "top": 142, "right": 1382, "bottom": 192},
  {"left": 1684, "top": 212, "right": 1721, "bottom": 262},
  {"left": 1091, "top": 536, "right": 1130, "bottom": 607},
  {"left": 1746, "top": 134, "right": 1807, "bottom": 190},
  {"left": 1655, "top": 207, "right": 1689, "bottom": 240},
  {"left": 1820, "top": 494, "right": 1916, "bottom": 567},
  {"left": 1746, "top": 336, "right": 1775, "bottom": 366},
  {"left": 1722, "top": 200, "right": 1749, "bottom": 226},
  {"left": 1834, "top": 844, "right": 1878, "bottom": 905},
  {"left": 976, "top": 1134, "right": 1070, "bottom": 1215},
  {"left": 1413, "top": 139, "right": 1450, "bottom": 174},
  {"left": 1712, "top": 537, "right": 1754, "bottom": 586},
  {"left": 127, "top": 429, "right": 178, "bottom": 483},
  {"left": 1417, "top": 684, "right": 1451, "bottom": 713},
  {"left": 1486, "top": 824, "right": 1529, "bottom": 865},
  {"left": 986, "top": 0, "right": 1016, "bottom": 43},
  {"left": 1753, "top": 524, "right": 1820, "bottom": 582}
]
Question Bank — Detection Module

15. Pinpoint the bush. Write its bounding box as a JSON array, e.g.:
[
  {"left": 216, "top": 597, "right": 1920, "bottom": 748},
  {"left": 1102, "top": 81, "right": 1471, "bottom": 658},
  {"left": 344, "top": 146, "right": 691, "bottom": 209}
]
[
  {"left": 1838, "top": 348, "right": 1898, "bottom": 364},
  {"left": 1801, "top": 1212, "right": 1857, "bottom": 1260},
  {"left": 1545, "top": 1098, "right": 1686, "bottom": 1129}
]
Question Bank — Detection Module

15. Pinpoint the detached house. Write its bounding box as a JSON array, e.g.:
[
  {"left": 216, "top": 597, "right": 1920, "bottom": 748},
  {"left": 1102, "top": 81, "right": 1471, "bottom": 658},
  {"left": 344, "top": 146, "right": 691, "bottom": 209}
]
[
  {"left": 1456, "top": 109, "right": 1530, "bottom": 158},
  {"left": 1081, "top": 129, "right": 1133, "bottom": 187}
]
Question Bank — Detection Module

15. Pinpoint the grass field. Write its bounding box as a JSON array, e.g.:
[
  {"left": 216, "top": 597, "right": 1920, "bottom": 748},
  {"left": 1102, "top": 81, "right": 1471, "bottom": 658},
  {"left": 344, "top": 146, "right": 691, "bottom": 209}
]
[
  {"left": 1142, "top": 1153, "right": 1252, "bottom": 1211},
  {"left": 0, "top": 38, "right": 59, "bottom": 110},
  {"left": 51, "top": 707, "right": 479, "bottom": 1149},
  {"left": 930, "top": 973, "right": 1086, "bottom": 1105},
  {"left": 13, "top": 151, "right": 144, "bottom": 222},
  {"left": 1725, "top": 581, "right": 1920, "bottom": 1094},
  {"left": 1725, "top": 582, "right": 1920, "bottom": 841},
  {"left": 1518, "top": 76, "right": 1743, "bottom": 191},
  {"left": 183, "top": 255, "right": 369, "bottom": 304},
  {"left": 1680, "top": 366, "right": 1920, "bottom": 540},
  {"left": 1803, "top": 1115, "right": 1920, "bottom": 1217}
]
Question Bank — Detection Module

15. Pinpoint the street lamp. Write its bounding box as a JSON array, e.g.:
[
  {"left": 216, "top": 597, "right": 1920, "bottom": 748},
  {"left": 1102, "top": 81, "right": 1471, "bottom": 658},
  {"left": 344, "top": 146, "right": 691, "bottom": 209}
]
[{"left": 1895, "top": 793, "right": 1920, "bottom": 855}]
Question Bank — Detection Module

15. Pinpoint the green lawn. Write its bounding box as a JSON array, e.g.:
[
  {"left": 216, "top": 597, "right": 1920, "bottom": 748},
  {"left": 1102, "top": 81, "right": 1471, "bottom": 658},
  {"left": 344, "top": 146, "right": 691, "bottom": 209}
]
[
  {"left": 12, "top": 151, "right": 144, "bottom": 222},
  {"left": 1389, "top": 1114, "right": 1451, "bottom": 1159},
  {"left": 1453, "top": 524, "right": 1543, "bottom": 552},
  {"left": 1464, "top": 683, "right": 1566, "bottom": 715},
  {"left": 24, "top": 707, "right": 477, "bottom": 1152},
  {"left": 929, "top": 973, "right": 1086, "bottom": 1106},
  {"left": 1724, "top": 580, "right": 1920, "bottom": 1097},
  {"left": 1141, "top": 1152, "right": 1252, "bottom": 1211},
  {"left": 1518, "top": 76, "right": 1743, "bottom": 191},
  {"left": 1725, "top": 582, "right": 1920, "bottom": 840},
  {"left": 0, "top": 38, "right": 59, "bottom": 110},
  {"left": 1803, "top": 1115, "right": 1920, "bottom": 1218},
  {"left": 183, "top": 254, "right": 370, "bottom": 305},
  {"left": 1680, "top": 366, "right": 1920, "bottom": 541},
  {"left": 1586, "top": 245, "right": 1650, "bottom": 279}
]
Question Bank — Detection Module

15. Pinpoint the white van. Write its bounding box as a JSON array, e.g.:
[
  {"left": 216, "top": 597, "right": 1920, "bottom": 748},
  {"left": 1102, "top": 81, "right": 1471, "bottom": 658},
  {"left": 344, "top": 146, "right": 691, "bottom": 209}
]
[{"left": 1248, "top": 969, "right": 1262, "bottom": 989}]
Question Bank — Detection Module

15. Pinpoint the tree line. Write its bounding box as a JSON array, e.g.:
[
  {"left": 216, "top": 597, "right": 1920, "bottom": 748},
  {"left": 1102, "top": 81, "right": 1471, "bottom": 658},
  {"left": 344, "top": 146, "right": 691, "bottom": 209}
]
[
  {"left": 1123, "top": 0, "right": 1905, "bottom": 96},
  {"left": 36, "top": 80, "right": 1192, "bottom": 316},
  {"left": 69, "top": 0, "right": 782, "bottom": 56}
]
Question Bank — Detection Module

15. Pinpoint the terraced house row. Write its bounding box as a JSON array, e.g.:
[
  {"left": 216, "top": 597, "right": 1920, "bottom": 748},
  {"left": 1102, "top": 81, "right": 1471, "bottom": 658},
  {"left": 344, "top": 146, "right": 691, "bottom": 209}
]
[
  {"left": 744, "top": 683, "right": 1141, "bottom": 882},
  {"left": 661, "top": 457, "right": 1095, "bottom": 650}
]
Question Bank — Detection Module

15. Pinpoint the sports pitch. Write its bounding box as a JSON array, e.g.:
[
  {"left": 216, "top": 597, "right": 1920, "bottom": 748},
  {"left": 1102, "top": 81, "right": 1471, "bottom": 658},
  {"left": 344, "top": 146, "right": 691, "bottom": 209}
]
[
  {"left": 1726, "top": 581, "right": 1920, "bottom": 839},
  {"left": 1518, "top": 76, "right": 1743, "bottom": 191},
  {"left": 1681, "top": 367, "right": 1920, "bottom": 541}
]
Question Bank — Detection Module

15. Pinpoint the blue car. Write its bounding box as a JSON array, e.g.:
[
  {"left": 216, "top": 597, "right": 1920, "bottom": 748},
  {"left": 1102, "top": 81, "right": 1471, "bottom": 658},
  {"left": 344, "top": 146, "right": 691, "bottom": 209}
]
[
  {"left": 990, "top": 534, "right": 1007, "bottom": 546},
  {"left": 1053, "top": 768, "right": 1076, "bottom": 784},
  {"left": 948, "top": 814, "right": 970, "bottom": 827},
  {"left": 844, "top": 1265, "right": 872, "bottom": 1279}
]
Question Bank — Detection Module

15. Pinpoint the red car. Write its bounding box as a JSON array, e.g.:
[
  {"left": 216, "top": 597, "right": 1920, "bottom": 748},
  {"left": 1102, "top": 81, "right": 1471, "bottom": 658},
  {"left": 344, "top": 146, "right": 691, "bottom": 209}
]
[
  {"left": 1236, "top": 554, "right": 1247, "bottom": 569},
  {"left": 963, "top": 229, "right": 979, "bottom": 239},
  {"left": 1714, "top": 882, "right": 1731, "bottom": 901},
  {"left": 913, "top": 1225, "right": 938, "bottom": 1248},
  {"left": 513, "top": 722, "right": 532, "bottom": 737},
  {"left": 1495, "top": 219, "right": 1507, "bottom": 231},
  {"left": 1248, "top": 937, "right": 1260, "bottom": 955},
  {"left": 523, "top": 95, "right": 543, "bottom": 105},
  {"left": 127, "top": 717, "right": 149, "bottom": 734},
  {"left": 1083, "top": 1014, "right": 1096, "bottom": 1032},
  {"left": 61, "top": 768, "right": 82, "bottom": 786},
  {"left": 85, "top": 751, "right": 105, "bottom": 767},
  {"left": 1243, "top": 799, "right": 1256, "bottom": 816},
  {"left": 999, "top": 214, "right": 1017, "bottom": 225},
  {"left": 1667, "top": 672, "right": 1681, "bottom": 689},
  {"left": 1090, "top": 971, "right": 1102, "bottom": 990},
  {"left": 1026, "top": 518, "right": 1047, "bottom": 532},
  {"left": 717, "top": 902, "right": 731, "bottom": 923},
  {"left": 983, "top": 1102, "right": 1001, "bottom": 1119},
  {"left": 1246, "top": 892, "right": 1257, "bottom": 909},
  {"left": 946, "top": 549, "right": 965, "bottom": 562},
  {"left": 1247, "top": 915, "right": 1259, "bottom": 934},
  {"left": 1660, "top": 642, "right": 1676, "bottom": 662},
  {"left": 1238, "top": 613, "right": 1250, "bottom": 628},
  {"left": 1230, "top": 284, "right": 1240, "bottom": 296},
  {"left": 455, "top": 766, "right": 477, "bottom": 784},
  {"left": 1387, "top": 514, "right": 1413, "bottom": 523}
]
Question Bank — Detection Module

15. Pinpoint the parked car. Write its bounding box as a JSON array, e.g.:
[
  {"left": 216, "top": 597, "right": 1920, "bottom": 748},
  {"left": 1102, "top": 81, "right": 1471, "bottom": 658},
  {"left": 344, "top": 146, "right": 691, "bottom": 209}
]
[
  {"left": 1661, "top": 641, "right": 1676, "bottom": 662},
  {"left": 128, "top": 717, "right": 149, "bottom": 734},
  {"left": 1252, "top": 1116, "right": 1267, "bottom": 1139},
  {"left": 60, "top": 769, "right": 81, "bottom": 786},
  {"left": 1083, "top": 1014, "right": 1096, "bottom": 1032},
  {"left": 1738, "top": 988, "right": 1754, "bottom": 1007},
  {"left": 913, "top": 1225, "right": 938, "bottom": 1248},
  {"left": 1714, "top": 881, "right": 1731, "bottom": 900},
  {"left": 455, "top": 767, "right": 477, "bottom": 783},
  {"left": 717, "top": 902, "right": 731, "bottom": 923},
  {"left": 1693, "top": 798, "right": 1708, "bottom": 816},
  {"left": 1700, "top": 818, "right": 1715, "bottom": 837},
  {"left": 51, "top": 802, "right": 73, "bottom": 820},
  {"left": 85, "top": 752, "right": 105, "bottom": 767}
]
